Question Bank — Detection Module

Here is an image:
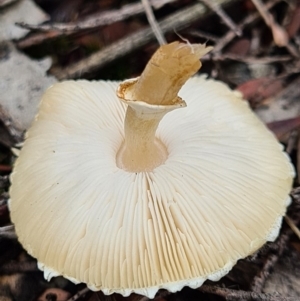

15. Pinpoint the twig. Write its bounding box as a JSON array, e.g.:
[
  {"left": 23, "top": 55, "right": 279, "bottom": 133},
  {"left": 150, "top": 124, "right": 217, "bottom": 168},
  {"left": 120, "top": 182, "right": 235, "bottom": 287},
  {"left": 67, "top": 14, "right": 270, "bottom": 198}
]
[
  {"left": 204, "top": 53, "right": 292, "bottom": 63},
  {"left": 51, "top": 0, "right": 237, "bottom": 80},
  {"left": 17, "top": 0, "right": 175, "bottom": 49},
  {"left": 67, "top": 287, "right": 90, "bottom": 301},
  {"left": 251, "top": 252, "right": 281, "bottom": 293},
  {"left": 292, "top": 188, "right": 300, "bottom": 198},
  {"left": 291, "top": 187, "right": 300, "bottom": 200},
  {"left": 251, "top": 0, "right": 299, "bottom": 57},
  {"left": 141, "top": 0, "right": 166, "bottom": 45},
  {"left": 285, "top": 215, "right": 300, "bottom": 240},
  {"left": 286, "top": 130, "right": 298, "bottom": 154},
  {"left": 250, "top": 212, "right": 300, "bottom": 293},
  {"left": 17, "top": 31, "right": 62, "bottom": 49},
  {"left": 17, "top": 0, "right": 176, "bottom": 34},
  {"left": 0, "top": 225, "right": 17, "bottom": 239},
  {"left": 199, "top": 284, "right": 298, "bottom": 301},
  {"left": 188, "top": 29, "right": 219, "bottom": 42},
  {"left": 0, "top": 0, "right": 18, "bottom": 8},
  {"left": 251, "top": 0, "right": 288, "bottom": 46},
  {"left": 212, "top": 0, "right": 282, "bottom": 53},
  {"left": 198, "top": 0, "right": 241, "bottom": 36}
]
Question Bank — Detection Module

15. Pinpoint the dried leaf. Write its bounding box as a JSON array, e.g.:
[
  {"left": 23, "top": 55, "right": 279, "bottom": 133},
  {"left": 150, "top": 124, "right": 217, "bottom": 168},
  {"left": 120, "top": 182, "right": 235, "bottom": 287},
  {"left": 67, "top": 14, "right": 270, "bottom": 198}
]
[
  {"left": 237, "top": 77, "right": 283, "bottom": 107},
  {"left": 255, "top": 77, "right": 300, "bottom": 124},
  {"left": 226, "top": 38, "right": 250, "bottom": 56},
  {"left": 267, "top": 117, "right": 300, "bottom": 139},
  {"left": 286, "top": 5, "right": 300, "bottom": 38}
]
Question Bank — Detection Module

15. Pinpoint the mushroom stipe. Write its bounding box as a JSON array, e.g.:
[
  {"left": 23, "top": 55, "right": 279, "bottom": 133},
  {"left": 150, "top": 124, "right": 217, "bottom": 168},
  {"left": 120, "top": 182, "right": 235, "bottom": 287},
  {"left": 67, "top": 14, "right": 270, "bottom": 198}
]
[{"left": 9, "top": 42, "right": 294, "bottom": 298}]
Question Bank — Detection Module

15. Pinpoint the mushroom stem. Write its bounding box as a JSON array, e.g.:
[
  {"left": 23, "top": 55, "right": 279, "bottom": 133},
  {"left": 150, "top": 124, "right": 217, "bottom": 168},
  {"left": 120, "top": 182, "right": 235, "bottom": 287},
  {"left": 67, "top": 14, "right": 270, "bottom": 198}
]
[
  {"left": 116, "top": 41, "right": 212, "bottom": 172},
  {"left": 116, "top": 98, "right": 185, "bottom": 172}
]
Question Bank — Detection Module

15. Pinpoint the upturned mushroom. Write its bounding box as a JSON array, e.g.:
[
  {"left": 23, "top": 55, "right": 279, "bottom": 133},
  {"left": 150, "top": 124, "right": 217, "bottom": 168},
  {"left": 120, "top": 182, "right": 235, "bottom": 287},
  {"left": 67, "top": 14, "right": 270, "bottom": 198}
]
[{"left": 9, "top": 42, "right": 294, "bottom": 298}]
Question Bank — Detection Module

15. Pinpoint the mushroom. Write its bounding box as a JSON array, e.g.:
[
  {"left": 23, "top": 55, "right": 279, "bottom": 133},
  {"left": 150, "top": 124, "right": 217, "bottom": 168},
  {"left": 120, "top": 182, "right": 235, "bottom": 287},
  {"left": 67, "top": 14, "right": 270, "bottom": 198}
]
[{"left": 9, "top": 42, "right": 294, "bottom": 298}]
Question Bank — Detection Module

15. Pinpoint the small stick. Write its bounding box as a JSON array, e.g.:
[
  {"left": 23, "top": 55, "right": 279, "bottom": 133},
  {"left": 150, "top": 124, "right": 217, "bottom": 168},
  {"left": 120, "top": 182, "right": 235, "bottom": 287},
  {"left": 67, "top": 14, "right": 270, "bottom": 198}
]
[
  {"left": 0, "top": 0, "right": 18, "bottom": 8},
  {"left": 16, "top": 0, "right": 176, "bottom": 34},
  {"left": 199, "top": 0, "right": 241, "bottom": 36},
  {"left": 188, "top": 29, "right": 219, "bottom": 42},
  {"left": 251, "top": 0, "right": 288, "bottom": 46},
  {"left": 0, "top": 225, "right": 17, "bottom": 239},
  {"left": 285, "top": 215, "right": 300, "bottom": 240},
  {"left": 291, "top": 187, "right": 300, "bottom": 199},
  {"left": 212, "top": 0, "right": 281, "bottom": 53},
  {"left": 251, "top": 252, "right": 281, "bottom": 293},
  {"left": 251, "top": 0, "right": 299, "bottom": 57},
  {"left": 141, "top": 0, "right": 166, "bottom": 45},
  {"left": 286, "top": 130, "right": 298, "bottom": 154},
  {"left": 67, "top": 287, "right": 90, "bottom": 301},
  {"left": 250, "top": 212, "right": 300, "bottom": 293},
  {"left": 203, "top": 53, "right": 292, "bottom": 63}
]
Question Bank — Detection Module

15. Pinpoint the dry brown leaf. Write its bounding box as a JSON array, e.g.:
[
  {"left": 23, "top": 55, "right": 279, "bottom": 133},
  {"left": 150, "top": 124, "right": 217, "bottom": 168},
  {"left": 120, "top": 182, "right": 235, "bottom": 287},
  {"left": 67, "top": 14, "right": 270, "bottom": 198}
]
[
  {"left": 237, "top": 77, "right": 283, "bottom": 107},
  {"left": 255, "top": 77, "right": 300, "bottom": 124},
  {"left": 286, "top": 4, "right": 300, "bottom": 38},
  {"left": 226, "top": 38, "right": 251, "bottom": 56},
  {"left": 267, "top": 117, "right": 300, "bottom": 139}
]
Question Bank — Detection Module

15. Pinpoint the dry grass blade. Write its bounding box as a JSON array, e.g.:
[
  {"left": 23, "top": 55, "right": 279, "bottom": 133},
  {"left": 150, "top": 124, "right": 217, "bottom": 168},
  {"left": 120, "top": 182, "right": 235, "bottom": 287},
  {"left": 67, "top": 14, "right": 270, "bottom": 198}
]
[
  {"left": 142, "top": 0, "right": 166, "bottom": 45},
  {"left": 0, "top": 0, "right": 18, "bottom": 8},
  {"left": 199, "top": 0, "right": 241, "bottom": 35},
  {"left": 67, "top": 287, "right": 90, "bottom": 301},
  {"left": 285, "top": 215, "right": 300, "bottom": 240},
  {"left": 189, "top": 29, "right": 219, "bottom": 42},
  {"left": 0, "top": 225, "right": 16, "bottom": 239}
]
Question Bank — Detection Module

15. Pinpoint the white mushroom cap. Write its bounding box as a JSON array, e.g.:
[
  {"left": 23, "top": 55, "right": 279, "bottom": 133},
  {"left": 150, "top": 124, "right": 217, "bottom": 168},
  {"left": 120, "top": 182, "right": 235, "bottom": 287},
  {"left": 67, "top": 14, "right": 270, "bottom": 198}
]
[{"left": 9, "top": 76, "right": 294, "bottom": 298}]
